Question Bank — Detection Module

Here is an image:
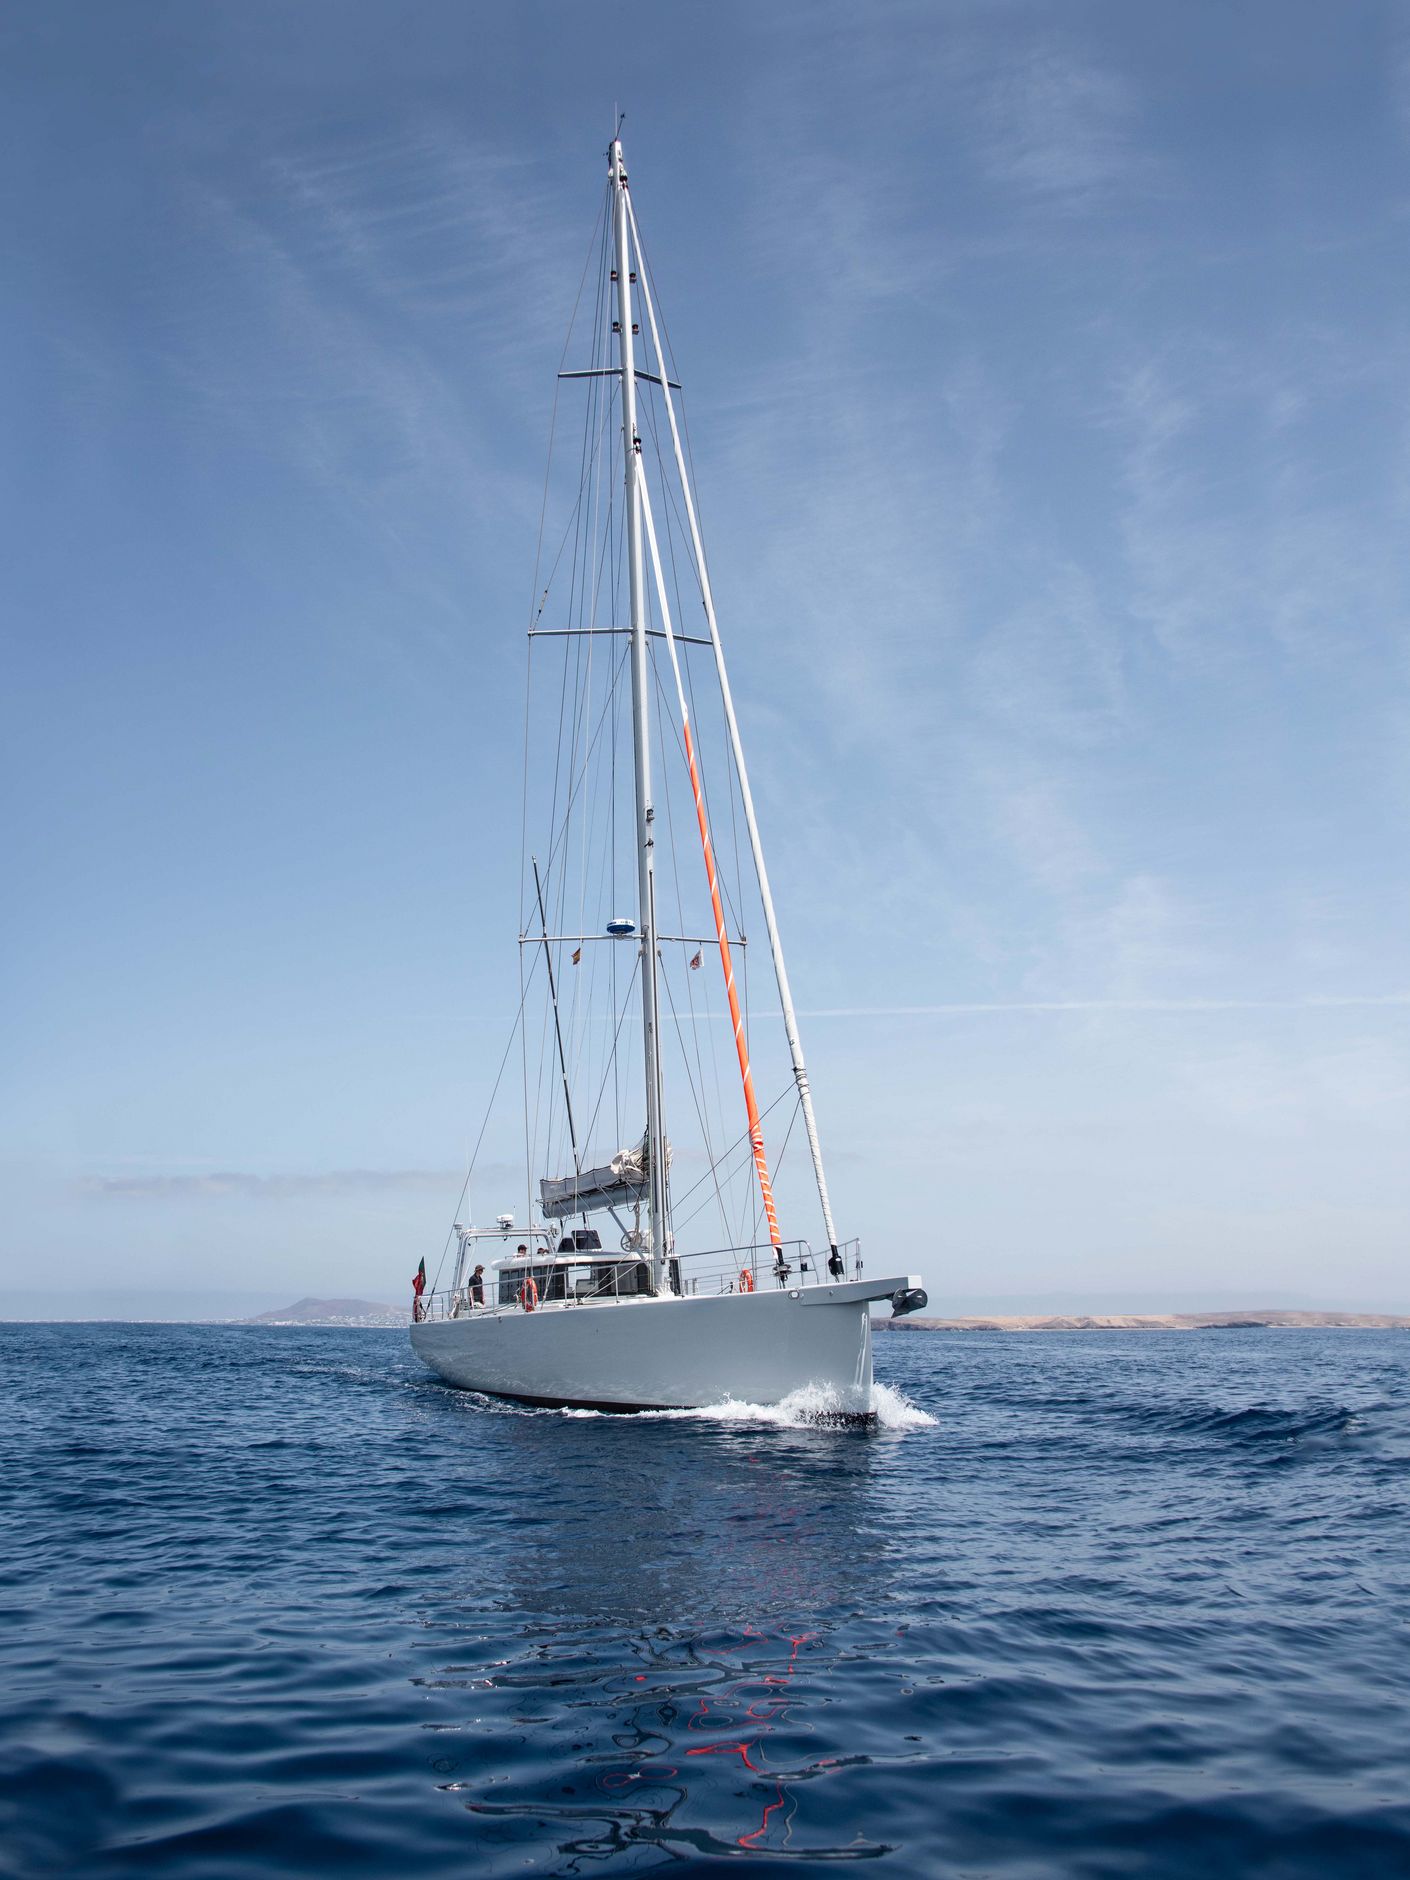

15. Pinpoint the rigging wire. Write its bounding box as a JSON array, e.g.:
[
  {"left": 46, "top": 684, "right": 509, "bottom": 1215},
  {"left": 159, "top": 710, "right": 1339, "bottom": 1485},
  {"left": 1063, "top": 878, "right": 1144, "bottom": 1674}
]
[
  {"left": 522, "top": 182, "right": 610, "bottom": 926},
  {"left": 430, "top": 946, "right": 545, "bottom": 1295},
  {"left": 576, "top": 947, "right": 644, "bottom": 1152},
  {"left": 647, "top": 651, "right": 746, "bottom": 1238},
  {"left": 668, "top": 1086, "right": 796, "bottom": 1237},
  {"left": 657, "top": 954, "right": 733, "bottom": 1247},
  {"left": 524, "top": 186, "right": 615, "bottom": 1204},
  {"left": 638, "top": 388, "right": 749, "bottom": 951}
]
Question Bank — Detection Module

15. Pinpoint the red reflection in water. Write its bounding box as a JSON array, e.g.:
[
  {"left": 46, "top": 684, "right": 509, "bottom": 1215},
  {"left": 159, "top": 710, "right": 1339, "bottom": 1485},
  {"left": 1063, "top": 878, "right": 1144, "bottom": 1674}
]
[
  {"left": 684, "top": 1629, "right": 815, "bottom": 1849},
  {"left": 740, "top": 1785, "right": 789, "bottom": 1850}
]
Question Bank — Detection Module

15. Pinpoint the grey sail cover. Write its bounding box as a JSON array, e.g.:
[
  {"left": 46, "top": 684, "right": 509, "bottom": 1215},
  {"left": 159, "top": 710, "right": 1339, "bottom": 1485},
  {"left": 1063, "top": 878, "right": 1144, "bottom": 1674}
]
[{"left": 538, "top": 1138, "right": 670, "bottom": 1221}]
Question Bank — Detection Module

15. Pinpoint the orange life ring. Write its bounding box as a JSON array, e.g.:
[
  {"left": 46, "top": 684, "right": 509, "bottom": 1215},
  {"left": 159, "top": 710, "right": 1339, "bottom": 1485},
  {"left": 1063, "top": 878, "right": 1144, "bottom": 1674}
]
[
  {"left": 738, "top": 1268, "right": 754, "bottom": 1293},
  {"left": 519, "top": 1274, "right": 539, "bottom": 1313}
]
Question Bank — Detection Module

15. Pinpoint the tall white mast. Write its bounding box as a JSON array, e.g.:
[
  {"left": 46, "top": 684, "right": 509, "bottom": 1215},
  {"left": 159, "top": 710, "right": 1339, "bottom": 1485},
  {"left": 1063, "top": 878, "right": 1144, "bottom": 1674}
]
[
  {"left": 611, "top": 137, "right": 669, "bottom": 1285},
  {"left": 625, "top": 194, "right": 843, "bottom": 1257}
]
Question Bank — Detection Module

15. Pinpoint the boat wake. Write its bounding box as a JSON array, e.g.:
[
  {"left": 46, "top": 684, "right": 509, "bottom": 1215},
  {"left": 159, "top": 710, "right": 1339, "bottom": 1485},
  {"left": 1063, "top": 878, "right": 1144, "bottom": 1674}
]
[
  {"left": 556, "top": 1380, "right": 936, "bottom": 1431},
  {"left": 870, "top": 1381, "right": 938, "bottom": 1430}
]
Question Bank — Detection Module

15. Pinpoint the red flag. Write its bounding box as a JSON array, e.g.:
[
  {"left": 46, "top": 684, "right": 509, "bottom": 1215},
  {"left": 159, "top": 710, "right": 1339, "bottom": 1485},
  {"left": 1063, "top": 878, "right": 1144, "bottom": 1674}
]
[
  {"left": 689, "top": 949, "right": 702, "bottom": 970},
  {"left": 412, "top": 1257, "right": 426, "bottom": 1299},
  {"left": 571, "top": 946, "right": 582, "bottom": 965}
]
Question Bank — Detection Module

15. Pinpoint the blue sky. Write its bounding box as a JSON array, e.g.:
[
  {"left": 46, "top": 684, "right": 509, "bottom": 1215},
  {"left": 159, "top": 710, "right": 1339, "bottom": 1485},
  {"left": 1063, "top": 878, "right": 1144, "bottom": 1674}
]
[{"left": 4, "top": 0, "right": 1407, "bottom": 1313}]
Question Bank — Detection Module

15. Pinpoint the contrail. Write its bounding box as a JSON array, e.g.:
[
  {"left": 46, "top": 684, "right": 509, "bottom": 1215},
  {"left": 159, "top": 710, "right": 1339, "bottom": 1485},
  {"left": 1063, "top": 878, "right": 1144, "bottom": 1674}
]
[{"left": 797, "top": 994, "right": 1410, "bottom": 1017}]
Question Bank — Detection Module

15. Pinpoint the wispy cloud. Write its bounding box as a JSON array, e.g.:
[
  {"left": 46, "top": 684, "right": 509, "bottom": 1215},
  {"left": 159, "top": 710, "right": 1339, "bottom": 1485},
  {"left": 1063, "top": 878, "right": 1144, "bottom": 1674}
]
[
  {"left": 1108, "top": 329, "right": 1407, "bottom": 671},
  {"left": 134, "top": 118, "right": 594, "bottom": 677},
  {"left": 976, "top": 39, "right": 1159, "bottom": 212},
  {"left": 79, "top": 1169, "right": 459, "bottom": 1201}
]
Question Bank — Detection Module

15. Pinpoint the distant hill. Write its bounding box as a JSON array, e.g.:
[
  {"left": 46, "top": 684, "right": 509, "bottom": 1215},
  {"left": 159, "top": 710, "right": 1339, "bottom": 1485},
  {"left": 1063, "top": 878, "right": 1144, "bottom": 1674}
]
[
  {"left": 882, "top": 1309, "right": 1410, "bottom": 1333},
  {"left": 245, "top": 1297, "right": 403, "bottom": 1328}
]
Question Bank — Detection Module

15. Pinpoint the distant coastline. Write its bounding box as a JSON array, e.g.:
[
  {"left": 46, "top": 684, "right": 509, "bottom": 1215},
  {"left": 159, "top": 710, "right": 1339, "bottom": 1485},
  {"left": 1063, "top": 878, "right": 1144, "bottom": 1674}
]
[
  {"left": 0, "top": 1296, "right": 405, "bottom": 1328},
  {"left": 880, "top": 1310, "right": 1410, "bottom": 1333},
  {"left": 243, "top": 1297, "right": 403, "bottom": 1328}
]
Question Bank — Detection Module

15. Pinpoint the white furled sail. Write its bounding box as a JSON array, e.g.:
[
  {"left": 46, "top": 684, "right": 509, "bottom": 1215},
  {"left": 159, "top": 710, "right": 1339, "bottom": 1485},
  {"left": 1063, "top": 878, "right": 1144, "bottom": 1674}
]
[{"left": 538, "top": 1138, "right": 670, "bottom": 1221}]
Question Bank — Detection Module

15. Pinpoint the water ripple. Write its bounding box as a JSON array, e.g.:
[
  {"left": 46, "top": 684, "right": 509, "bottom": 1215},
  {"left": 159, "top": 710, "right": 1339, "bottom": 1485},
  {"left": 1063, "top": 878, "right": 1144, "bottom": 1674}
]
[{"left": 2, "top": 1323, "right": 1407, "bottom": 1875}]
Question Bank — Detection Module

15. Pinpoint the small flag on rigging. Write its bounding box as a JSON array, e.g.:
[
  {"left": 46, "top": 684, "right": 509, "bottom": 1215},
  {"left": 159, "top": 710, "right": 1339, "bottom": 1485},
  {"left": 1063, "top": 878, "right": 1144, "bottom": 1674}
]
[
  {"left": 412, "top": 1258, "right": 425, "bottom": 1299},
  {"left": 689, "top": 948, "right": 702, "bottom": 969},
  {"left": 571, "top": 946, "right": 582, "bottom": 965}
]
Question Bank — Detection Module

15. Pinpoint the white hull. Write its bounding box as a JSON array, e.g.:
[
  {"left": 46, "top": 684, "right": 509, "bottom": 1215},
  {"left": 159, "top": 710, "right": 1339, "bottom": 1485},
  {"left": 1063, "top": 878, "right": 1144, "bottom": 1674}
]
[{"left": 410, "top": 1276, "right": 918, "bottom": 1413}]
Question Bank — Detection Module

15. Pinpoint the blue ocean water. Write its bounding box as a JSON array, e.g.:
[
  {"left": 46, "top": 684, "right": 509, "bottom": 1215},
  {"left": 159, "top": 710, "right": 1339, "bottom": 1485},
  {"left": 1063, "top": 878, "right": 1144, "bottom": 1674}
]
[{"left": 2, "top": 1324, "right": 1407, "bottom": 1877}]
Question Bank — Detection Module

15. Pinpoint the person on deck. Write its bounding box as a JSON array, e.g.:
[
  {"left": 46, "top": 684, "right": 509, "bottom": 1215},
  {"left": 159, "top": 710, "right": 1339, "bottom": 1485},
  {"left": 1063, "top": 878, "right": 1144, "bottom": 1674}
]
[{"left": 469, "top": 1264, "right": 486, "bottom": 1307}]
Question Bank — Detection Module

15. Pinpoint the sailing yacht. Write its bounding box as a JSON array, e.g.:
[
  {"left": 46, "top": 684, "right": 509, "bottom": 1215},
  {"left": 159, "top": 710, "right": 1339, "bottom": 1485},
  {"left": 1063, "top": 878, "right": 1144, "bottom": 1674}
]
[{"left": 410, "top": 134, "right": 925, "bottom": 1413}]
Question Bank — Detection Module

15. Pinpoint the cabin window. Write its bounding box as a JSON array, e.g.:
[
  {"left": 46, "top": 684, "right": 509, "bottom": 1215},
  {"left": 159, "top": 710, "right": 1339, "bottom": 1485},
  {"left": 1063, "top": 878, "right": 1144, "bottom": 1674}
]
[
  {"left": 527, "top": 1260, "right": 650, "bottom": 1300},
  {"left": 496, "top": 1259, "right": 655, "bottom": 1304},
  {"left": 499, "top": 1265, "right": 564, "bottom": 1305},
  {"left": 558, "top": 1229, "right": 602, "bottom": 1253},
  {"left": 586, "top": 1261, "right": 654, "bottom": 1298}
]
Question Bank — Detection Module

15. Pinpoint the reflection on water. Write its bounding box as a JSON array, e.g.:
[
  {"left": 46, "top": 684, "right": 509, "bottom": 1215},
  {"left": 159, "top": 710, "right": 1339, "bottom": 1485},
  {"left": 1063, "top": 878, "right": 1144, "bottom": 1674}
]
[
  {"left": 418, "top": 1404, "right": 903, "bottom": 1861},
  {"left": 451, "top": 1625, "right": 894, "bottom": 1863}
]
